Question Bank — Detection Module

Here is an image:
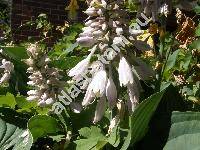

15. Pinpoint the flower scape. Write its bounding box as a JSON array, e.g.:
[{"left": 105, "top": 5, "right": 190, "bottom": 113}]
[{"left": 68, "top": 0, "right": 157, "bottom": 126}]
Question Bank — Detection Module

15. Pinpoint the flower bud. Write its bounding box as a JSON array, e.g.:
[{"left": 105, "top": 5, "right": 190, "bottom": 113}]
[
  {"left": 106, "top": 76, "right": 117, "bottom": 109},
  {"left": 27, "top": 95, "right": 38, "bottom": 101},
  {"left": 93, "top": 95, "right": 106, "bottom": 124},
  {"left": 77, "top": 36, "right": 96, "bottom": 47},
  {"left": 45, "top": 98, "right": 54, "bottom": 105},
  {"left": 85, "top": 7, "right": 98, "bottom": 16},
  {"left": 85, "top": 20, "right": 93, "bottom": 26},
  {"left": 82, "top": 85, "right": 95, "bottom": 106},
  {"left": 108, "top": 115, "right": 119, "bottom": 134},
  {"left": 0, "top": 72, "right": 10, "bottom": 84},
  {"left": 70, "top": 102, "right": 83, "bottom": 113}
]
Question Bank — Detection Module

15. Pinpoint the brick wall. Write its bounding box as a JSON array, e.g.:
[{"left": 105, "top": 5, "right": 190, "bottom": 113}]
[{"left": 11, "top": 0, "right": 87, "bottom": 46}]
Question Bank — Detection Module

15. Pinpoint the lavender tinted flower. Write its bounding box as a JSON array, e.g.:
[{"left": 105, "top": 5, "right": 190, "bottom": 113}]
[
  {"left": 25, "top": 43, "right": 64, "bottom": 106},
  {"left": 0, "top": 59, "right": 14, "bottom": 84}
]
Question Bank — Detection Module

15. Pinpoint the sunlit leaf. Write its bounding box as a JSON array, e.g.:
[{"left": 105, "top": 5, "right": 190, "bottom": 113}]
[{"left": 0, "top": 93, "right": 16, "bottom": 109}]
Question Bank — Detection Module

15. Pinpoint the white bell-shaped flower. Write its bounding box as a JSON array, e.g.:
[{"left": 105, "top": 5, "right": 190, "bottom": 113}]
[
  {"left": 27, "top": 44, "right": 38, "bottom": 58},
  {"left": 82, "top": 68, "right": 107, "bottom": 106},
  {"left": 116, "top": 27, "right": 123, "bottom": 35},
  {"left": 27, "top": 90, "right": 38, "bottom": 96},
  {"left": 68, "top": 58, "right": 90, "bottom": 80},
  {"left": 68, "top": 46, "right": 96, "bottom": 80},
  {"left": 118, "top": 57, "right": 134, "bottom": 87},
  {"left": 85, "top": 7, "right": 98, "bottom": 16},
  {"left": 82, "top": 84, "right": 95, "bottom": 106},
  {"left": 0, "top": 59, "right": 14, "bottom": 72},
  {"left": 89, "top": 69, "right": 107, "bottom": 97}
]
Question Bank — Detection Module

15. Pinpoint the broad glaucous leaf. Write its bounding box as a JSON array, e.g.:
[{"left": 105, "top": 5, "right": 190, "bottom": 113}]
[
  {"left": 0, "top": 108, "right": 33, "bottom": 150},
  {"left": 52, "top": 56, "right": 84, "bottom": 70},
  {"left": 164, "top": 112, "right": 200, "bottom": 150},
  {"left": 0, "top": 118, "right": 33, "bottom": 150}
]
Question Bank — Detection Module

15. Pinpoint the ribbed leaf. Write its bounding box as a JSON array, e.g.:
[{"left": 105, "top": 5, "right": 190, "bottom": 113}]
[
  {"left": 0, "top": 118, "right": 33, "bottom": 150},
  {"left": 164, "top": 112, "right": 200, "bottom": 150}
]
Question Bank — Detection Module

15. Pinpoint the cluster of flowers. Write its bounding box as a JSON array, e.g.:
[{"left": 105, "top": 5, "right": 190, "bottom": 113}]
[
  {"left": 0, "top": 55, "right": 14, "bottom": 84},
  {"left": 25, "top": 44, "right": 64, "bottom": 106},
  {"left": 68, "top": 0, "right": 149, "bottom": 126}
]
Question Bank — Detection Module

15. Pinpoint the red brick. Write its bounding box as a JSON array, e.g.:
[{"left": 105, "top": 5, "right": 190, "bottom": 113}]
[
  {"left": 23, "top": 1, "right": 41, "bottom": 7},
  {"left": 40, "top": 3, "right": 58, "bottom": 10},
  {"left": 11, "top": 0, "right": 86, "bottom": 46},
  {"left": 12, "top": 0, "right": 22, "bottom": 4},
  {"left": 51, "top": 9, "right": 66, "bottom": 15}
]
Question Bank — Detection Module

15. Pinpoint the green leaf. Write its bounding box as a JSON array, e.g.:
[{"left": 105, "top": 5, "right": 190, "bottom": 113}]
[
  {"left": 79, "top": 126, "right": 105, "bottom": 139},
  {"left": 52, "top": 56, "right": 84, "bottom": 70},
  {"left": 164, "top": 49, "right": 180, "bottom": 73},
  {"left": 195, "top": 24, "right": 200, "bottom": 36},
  {"left": 121, "top": 89, "right": 167, "bottom": 150},
  {"left": 194, "top": 5, "right": 200, "bottom": 14},
  {"left": 164, "top": 133, "right": 200, "bottom": 150},
  {"left": 0, "top": 93, "right": 16, "bottom": 109},
  {"left": 0, "top": 46, "right": 28, "bottom": 61},
  {"left": 190, "top": 39, "right": 200, "bottom": 50},
  {"left": 15, "top": 96, "right": 37, "bottom": 112},
  {"left": 108, "top": 125, "right": 120, "bottom": 147},
  {"left": 0, "top": 118, "right": 33, "bottom": 150},
  {"left": 75, "top": 126, "right": 106, "bottom": 150},
  {"left": 95, "top": 140, "right": 108, "bottom": 150},
  {"left": 182, "top": 53, "right": 192, "bottom": 70},
  {"left": 164, "top": 112, "right": 200, "bottom": 150},
  {"left": 28, "top": 115, "right": 63, "bottom": 141},
  {"left": 79, "top": 127, "right": 93, "bottom": 138},
  {"left": 49, "top": 135, "right": 66, "bottom": 142}
]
